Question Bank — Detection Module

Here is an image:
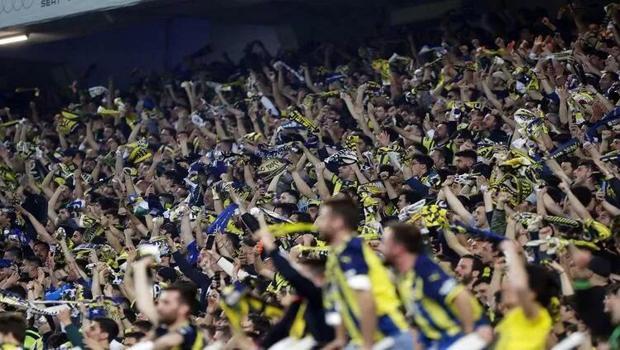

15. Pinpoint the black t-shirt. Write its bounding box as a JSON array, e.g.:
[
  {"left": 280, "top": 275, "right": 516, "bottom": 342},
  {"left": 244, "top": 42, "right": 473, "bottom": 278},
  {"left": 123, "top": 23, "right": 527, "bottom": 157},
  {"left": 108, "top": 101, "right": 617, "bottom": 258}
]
[
  {"left": 597, "top": 247, "right": 620, "bottom": 276},
  {"left": 22, "top": 192, "right": 48, "bottom": 240},
  {"left": 155, "top": 323, "right": 203, "bottom": 350},
  {"left": 574, "top": 284, "right": 614, "bottom": 340}
]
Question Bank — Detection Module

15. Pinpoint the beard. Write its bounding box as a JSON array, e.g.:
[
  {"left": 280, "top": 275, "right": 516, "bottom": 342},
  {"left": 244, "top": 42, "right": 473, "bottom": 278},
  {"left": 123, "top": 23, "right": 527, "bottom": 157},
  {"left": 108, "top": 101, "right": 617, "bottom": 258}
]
[
  {"left": 157, "top": 312, "right": 178, "bottom": 325},
  {"left": 318, "top": 229, "right": 331, "bottom": 242},
  {"left": 459, "top": 273, "right": 474, "bottom": 285}
]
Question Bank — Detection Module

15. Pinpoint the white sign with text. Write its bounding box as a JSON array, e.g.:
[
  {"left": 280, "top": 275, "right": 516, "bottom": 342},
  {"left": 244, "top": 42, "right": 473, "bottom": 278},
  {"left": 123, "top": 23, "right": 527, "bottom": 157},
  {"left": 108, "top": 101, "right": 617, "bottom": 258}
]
[{"left": 0, "top": 0, "right": 143, "bottom": 29}]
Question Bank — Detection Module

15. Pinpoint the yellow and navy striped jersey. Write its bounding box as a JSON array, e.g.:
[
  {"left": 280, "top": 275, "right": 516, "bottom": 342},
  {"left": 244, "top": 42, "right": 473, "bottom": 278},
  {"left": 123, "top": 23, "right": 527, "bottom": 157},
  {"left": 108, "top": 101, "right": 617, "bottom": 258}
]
[
  {"left": 155, "top": 323, "right": 204, "bottom": 350},
  {"left": 23, "top": 329, "right": 42, "bottom": 350},
  {"left": 421, "top": 137, "right": 454, "bottom": 155},
  {"left": 266, "top": 272, "right": 291, "bottom": 294},
  {"left": 325, "top": 237, "right": 408, "bottom": 345},
  {"left": 396, "top": 254, "right": 484, "bottom": 341},
  {"left": 330, "top": 175, "right": 358, "bottom": 195}
]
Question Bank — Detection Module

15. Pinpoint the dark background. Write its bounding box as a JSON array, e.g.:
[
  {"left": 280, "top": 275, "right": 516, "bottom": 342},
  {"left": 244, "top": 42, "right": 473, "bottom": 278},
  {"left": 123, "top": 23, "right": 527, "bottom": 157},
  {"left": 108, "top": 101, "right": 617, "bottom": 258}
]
[{"left": 0, "top": 0, "right": 608, "bottom": 108}]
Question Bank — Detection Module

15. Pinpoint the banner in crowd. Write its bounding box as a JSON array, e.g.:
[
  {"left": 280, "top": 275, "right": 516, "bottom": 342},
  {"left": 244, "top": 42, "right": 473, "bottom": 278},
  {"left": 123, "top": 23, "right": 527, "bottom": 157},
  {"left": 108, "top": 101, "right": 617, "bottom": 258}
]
[{"left": 0, "top": 0, "right": 144, "bottom": 29}]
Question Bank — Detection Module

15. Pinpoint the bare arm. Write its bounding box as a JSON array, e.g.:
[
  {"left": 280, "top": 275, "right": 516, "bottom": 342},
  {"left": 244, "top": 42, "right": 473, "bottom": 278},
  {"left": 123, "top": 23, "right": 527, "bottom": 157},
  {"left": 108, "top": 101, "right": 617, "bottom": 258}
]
[
  {"left": 351, "top": 163, "right": 369, "bottom": 185},
  {"left": 103, "top": 221, "right": 124, "bottom": 253},
  {"left": 441, "top": 185, "right": 475, "bottom": 224},
  {"left": 536, "top": 188, "right": 548, "bottom": 216},
  {"left": 302, "top": 65, "right": 321, "bottom": 94},
  {"left": 230, "top": 108, "right": 248, "bottom": 136},
  {"left": 542, "top": 193, "right": 564, "bottom": 216},
  {"left": 214, "top": 117, "right": 229, "bottom": 141},
  {"left": 164, "top": 85, "right": 186, "bottom": 106},
  {"left": 85, "top": 121, "right": 100, "bottom": 151},
  {"left": 545, "top": 158, "right": 572, "bottom": 184},
  {"left": 302, "top": 146, "right": 335, "bottom": 180},
  {"left": 18, "top": 206, "right": 56, "bottom": 244},
  {"left": 443, "top": 228, "right": 472, "bottom": 256},
  {"left": 59, "top": 240, "right": 88, "bottom": 281},
  {"left": 47, "top": 185, "right": 65, "bottom": 223},
  {"left": 128, "top": 213, "right": 150, "bottom": 237},
  {"left": 365, "top": 103, "right": 382, "bottom": 135},
  {"left": 181, "top": 81, "right": 197, "bottom": 114},
  {"left": 451, "top": 290, "right": 476, "bottom": 333},
  {"left": 342, "top": 93, "right": 376, "bottom": 141},
  {"left": 114, "top": 148, "right": 124, "bottom": 179},
  {"left": 482, "top": 79, "right": 503, "bottom": 110},
  {"left": 547, "top": 261, "right": 574, "bottom": 297},
  {"left": 382, "top": 176, "right": 398, "bottom": 200},
  {"left": 57, "top": 129, "right": 69, "bottom": 149},
  {"left": 126, "top": 119, "right": 143, "bottom": 144},
  {"left": 266, "top": 172, "right": 283, "bottom": 193},
  {"left": 178, "top": 208, "right": 194, "bottom": 248},
  {"left": 502, "top": 241, "right": 540, "bottom": 319},
  {"left": 293, "top": 169, "right": 318, "bottom": 199},
  {"left": 391, "top": 125, "right": 423, "bottom": 144},
  {"left": 602, "top": 199, "right": 620, "bottom": 216},
  {"left": 267, "top": 70, "right": 288, "bottom": 111},
  {"left": 557, "top": 87, "right": 570, "bottom": 125},
  {"left": 41, "top": 168, "right": 56, "bottom": 199},
  {"left": 243, "top": 164, "right": 257, "bottom": 190},
  {"left": 482, "top": 186, "right": 493, "bottom": 213},
  {"left": 73, "top": 169, "right": 84, "bottom": 199},
  {"left": 90, "top": 257, "right": 103, "bottom": 298},
  {"left": 314, "top": 163, "right": 331, "bottom": 200},
  {"left": 356, "top": 290, "right": 377, "bottom": 349},
  {"left": 133, "top": 258, "right": 159, "bottom": 323},
  {"left": 558, "top": 181, "right": 592, "bottom": 221}
]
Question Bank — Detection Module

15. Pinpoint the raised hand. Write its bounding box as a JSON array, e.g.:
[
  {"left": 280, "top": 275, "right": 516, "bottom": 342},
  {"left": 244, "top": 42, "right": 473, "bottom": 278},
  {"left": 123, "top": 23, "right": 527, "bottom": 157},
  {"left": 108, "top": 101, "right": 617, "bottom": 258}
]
[
  {"left": 377, "top": 130, "right": 390, "bottom": 147},
  {"left": 556, "top": 86, "right": 569, "bottom": 100}
]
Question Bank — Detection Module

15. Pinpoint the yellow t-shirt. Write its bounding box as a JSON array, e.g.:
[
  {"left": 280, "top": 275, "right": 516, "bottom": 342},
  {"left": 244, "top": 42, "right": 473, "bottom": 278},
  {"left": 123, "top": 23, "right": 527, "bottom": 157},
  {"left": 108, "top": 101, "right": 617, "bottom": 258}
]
[{"left": 495, "top": 306, "right": 552, "bottom": 350}]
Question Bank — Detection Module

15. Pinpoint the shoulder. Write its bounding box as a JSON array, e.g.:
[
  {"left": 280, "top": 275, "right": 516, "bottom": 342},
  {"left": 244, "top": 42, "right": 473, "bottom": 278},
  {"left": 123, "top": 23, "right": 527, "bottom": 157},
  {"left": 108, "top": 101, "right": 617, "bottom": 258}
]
[
  {"left": 345, "top": 237, "right": 365, "bottom": 251},
  {"left": 337, "top": 238, "right": 372, "bottom": 283},
  {"left": 336, "top": 237, "right": 365, "bottom": 259},
  {"left": 176, "top": 324, "right": 199, "bottom": 341},
  {"left": 413, "top": 254, "right": 444, "bottom": 277}
]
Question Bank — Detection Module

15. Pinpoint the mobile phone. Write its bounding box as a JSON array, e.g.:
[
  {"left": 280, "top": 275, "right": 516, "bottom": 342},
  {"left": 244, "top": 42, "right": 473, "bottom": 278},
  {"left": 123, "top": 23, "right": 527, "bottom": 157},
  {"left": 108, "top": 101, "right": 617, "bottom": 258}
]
[{"left": 206, "top": 234, "right": 216, "bottom": 250}]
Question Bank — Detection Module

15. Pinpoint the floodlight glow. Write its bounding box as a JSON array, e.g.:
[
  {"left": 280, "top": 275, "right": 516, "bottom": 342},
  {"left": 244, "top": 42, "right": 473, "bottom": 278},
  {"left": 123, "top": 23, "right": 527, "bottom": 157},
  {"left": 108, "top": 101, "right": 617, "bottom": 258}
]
[{"left": 0, "top": 34, "right": 29, "bottom": 46}]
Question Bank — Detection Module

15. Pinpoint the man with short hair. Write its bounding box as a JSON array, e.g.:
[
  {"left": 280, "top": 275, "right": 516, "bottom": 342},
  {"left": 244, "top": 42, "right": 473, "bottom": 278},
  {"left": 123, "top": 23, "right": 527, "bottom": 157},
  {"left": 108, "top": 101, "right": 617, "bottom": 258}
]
[
  {"left": 31, "top": 242, "right": 50, "bottom": 264},
  {"left": 455, "top": 254, "right": 485, "bottom": 289},
  {"left": 57, "top": 308, "right": 119, "bottom": 350},
  {"left": 480, "top": 113, "right": 508, "bottom": 143},
  {"left": 572, "top": 160, "right": 596, "bottom": 190},
  {"left": 382, "top": 223, "right": 490, "bottom": 349},
  {"left": 316, "top": 195, "right": 412, "bottom": 350},
  {"left": 454, "top": 150, "right": 477, "bottom": 173},
  {"left": 0, "top": 313, "right": 26, "bottom": 350},
  {"left": 85, "top": 318, "right": 120, "bottom": 350},
  {"left": 397, "top": 189, "right": 424, "bottom": 211},
  {"left": 21, "top": 256, "right": 42, "bottom": 280},
  {"left": 132, "top": 257, "right": 205, "bottom": 350},
  {"left": 278, "top": 189, "right": 299, "bottom": 205},
  {"left": 405, "top": 154, "right": 439, "bottom": 197}
]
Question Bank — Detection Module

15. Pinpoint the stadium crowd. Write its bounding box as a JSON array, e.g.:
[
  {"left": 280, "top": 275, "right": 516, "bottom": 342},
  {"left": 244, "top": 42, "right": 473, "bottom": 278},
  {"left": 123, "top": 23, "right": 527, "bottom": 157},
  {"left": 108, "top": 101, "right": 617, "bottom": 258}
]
[{"left": 1, "top": 1, "right": 620, "bottom": 349}]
